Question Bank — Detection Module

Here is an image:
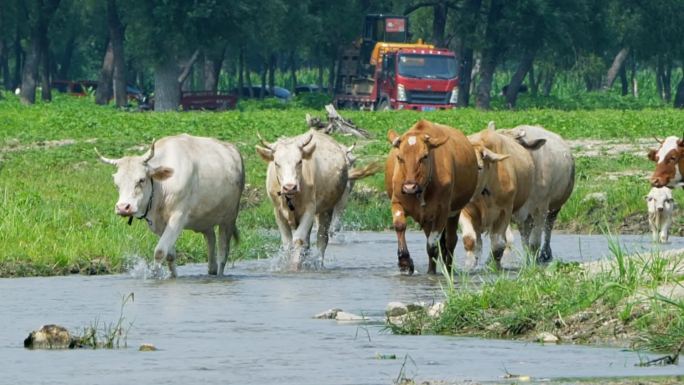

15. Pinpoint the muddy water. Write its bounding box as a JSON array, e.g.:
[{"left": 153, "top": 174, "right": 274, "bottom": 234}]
[{"left": 2, "top": 232, "right": 684, "bottom": 385}]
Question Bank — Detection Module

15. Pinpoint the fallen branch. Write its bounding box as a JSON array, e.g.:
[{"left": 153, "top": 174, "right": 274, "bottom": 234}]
[{"left": 306, "top": 104, "right": 371, "bottom": 139}]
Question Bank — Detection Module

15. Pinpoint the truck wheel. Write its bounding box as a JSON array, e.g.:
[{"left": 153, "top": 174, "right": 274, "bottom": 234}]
[{"left": 377, "top": 99, "right": 391, "bottom": 111}]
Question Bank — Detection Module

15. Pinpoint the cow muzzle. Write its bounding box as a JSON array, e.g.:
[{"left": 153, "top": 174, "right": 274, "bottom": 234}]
[
  {"left": 115, "top": 202, "right": 135, "bottom": 216},
  {"left": 401, "top": 182, "right": 422, "bottom": 195},
  {"left": 650, "top": 176, "right": 668, "bottom": 188},
  {"left": 280, "top": 183, "right": 298, "bottom": 196}
]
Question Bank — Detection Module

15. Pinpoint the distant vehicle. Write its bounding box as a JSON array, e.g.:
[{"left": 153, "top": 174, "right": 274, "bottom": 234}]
[
  {"left": 52, "top": 79, "right": 146, "bottom": 103},
  {"left": 230, "top": 86, "right": 291, "bottom": 102},
  {"left": 141, "top": 90, "right": 238, "bottom": 111},
  {"left": 295, "top": 84, "right": 323, "bottom": 95}
]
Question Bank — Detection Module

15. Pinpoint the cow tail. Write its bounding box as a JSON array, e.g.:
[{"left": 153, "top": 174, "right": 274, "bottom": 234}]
[{"left": 348, "top": 161, "right": 383, "bottom": 180}]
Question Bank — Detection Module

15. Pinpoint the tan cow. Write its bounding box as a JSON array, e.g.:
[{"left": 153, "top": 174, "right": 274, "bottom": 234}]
[
  {"left": 648, "top": 135, "right": 684, "bottom": 188},
  {"left": 502, "top": 124, "right": 575, "bottom": 262},
  {"left": 256, "top": 130, "right": 379, "bottom": 269},
  {"left": 97, "top": 134, "right": 244, "bottom": 277},
  {"left": 385, "top": 120, "right": 479, "bottom": 275},
  {"left": 459, "top": 123, "right": 537, "bottom": 269}
]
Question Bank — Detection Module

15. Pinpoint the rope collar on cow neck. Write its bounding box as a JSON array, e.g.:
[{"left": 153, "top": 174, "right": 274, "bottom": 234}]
[{"left": 128, "top": 180, "right": 154, "bottom": 226}]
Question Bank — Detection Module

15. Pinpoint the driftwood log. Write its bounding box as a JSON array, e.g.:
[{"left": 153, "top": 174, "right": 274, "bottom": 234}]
[{"left": 306, "top": 104, "right": 371, "bottom": 139}]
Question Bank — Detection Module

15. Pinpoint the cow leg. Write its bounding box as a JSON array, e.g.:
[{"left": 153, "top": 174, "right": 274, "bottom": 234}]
[
  {"left": 292, "top": 206, "right": 316, "bottom": 270},
  {"left": 459, "top": 213, "right": 480, "bottom": 271},
  {"left": 392, "top": 203, "right": 413, "bottom": 275},
  {"left": 216, "top": 222, "right": 234, "bottom": 276},
  {"left": 660, "top": 215, "right": 671, "bottom": 243},
  {"left": 274, "top": 208, "right": 293, "bottom": 249},
  {"left": 425, "top": 219, "right": 446, "bottom": 275},
  {"left": 489, "top": 221, "right": 509, "bottom": 270},
  {"left": 528, "top": 214, "right": 545, "bottom": 262},
  {"left": 204, "top": 228, "right": 218, "bottom": 275},
  {"left": 539, "top": 208, "right": 560, "bottom": 262},
  {"left": 154, "top": 213, "right": 186, "bottom": 278},
  {"left": 442, "top": 215, "right": 459, "bottom": 271},
  {"left": 316, "top": 210, "right": 333, "bottom": 265}
]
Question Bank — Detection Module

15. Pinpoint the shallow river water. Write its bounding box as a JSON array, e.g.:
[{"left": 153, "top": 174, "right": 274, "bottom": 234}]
[{"left": 2, "top": 231, "right": 684, "bottom": 385}]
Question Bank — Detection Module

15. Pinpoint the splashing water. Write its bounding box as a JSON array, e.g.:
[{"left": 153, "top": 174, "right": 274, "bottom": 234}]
[
  {"left": 125, "top": 255, "right": 170, "bottom": 280},
  {"left": 269, "top": 246, "right": 325, "bottom": 272}
]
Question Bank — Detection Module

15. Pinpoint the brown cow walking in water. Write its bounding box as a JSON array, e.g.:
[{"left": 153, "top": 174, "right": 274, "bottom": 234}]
[{"left": 385, "top": 120, "right": 479, "bottom": 274}]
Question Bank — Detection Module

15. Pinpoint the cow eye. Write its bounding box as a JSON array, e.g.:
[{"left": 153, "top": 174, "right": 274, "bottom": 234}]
[
  {"left": 420, "top": 154, "right": 428, "bottom": 162},
  {"left": 274, "top": 162, "right": 280, "bottom": 168},
  {"left": 297, "top": 160, "right": 302, "bottom": 166},
  {"left": 396, "top": 155, "right": 404, "bottom": 163},
  {"left": 137, "top": 178, "right": 145, "bottom": 185}
]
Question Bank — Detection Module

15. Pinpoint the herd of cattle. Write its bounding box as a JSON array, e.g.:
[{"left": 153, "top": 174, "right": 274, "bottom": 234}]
[{"left": 94, "top": 119, "right": 679, "bottom": 277}]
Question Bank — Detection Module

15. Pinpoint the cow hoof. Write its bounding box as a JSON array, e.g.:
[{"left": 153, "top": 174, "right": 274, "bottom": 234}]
[{"left": 398, "top": 257, "right": 414, "bottom": 275}]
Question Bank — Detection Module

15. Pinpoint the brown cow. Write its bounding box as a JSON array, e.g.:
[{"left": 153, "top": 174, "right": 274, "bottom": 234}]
[
  {"left": 385, "top": 120, "right": 479, "bottom": 274},
  {"left": 649, "top": 135, "right": 684, "bottom": 188},
  {"left": 459, "top": 123, "right": 537, "bottom": 269}
]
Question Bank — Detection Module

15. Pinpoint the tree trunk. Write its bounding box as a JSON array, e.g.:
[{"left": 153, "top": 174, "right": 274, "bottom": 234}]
[
  {"left": 327, "top": 56, "right": 336, "bottom": 94},
  {"left": 317, "top": 55, "right": 324, "bottom": 89},
  {"left": 504, "top": 49, "right": 535, "bottom": 108},
  {"left": 203, "top": 46, "right": 224, "bottom": 92},
  {"left": 662, "top": 59, "right": 672, "bottom": 102},
  {"left": 475, "top": 0, "right": 503, "bottom": 110},
  {"left": 289, "top": 50, "right": 297, "bottom": 92},
  {"left": 20, "top": 0, "right": 61, "bottom": 105},
  {"left": 268, "top": 53, "right": 276, "bottom": 91},
  {"left": 259, "top": 61, "right": 267, "bottom": 98},
  {"left": 542, "top": 70, "right": 554, "bottom": 96},
  {"left": 631, "top": 57, "right": 638, "bottom": 98},
  {"left": 601, "top": 47, "right": 629, "bottom": 92},
  {"left": 656, "top": 55, "right": 664, "bottom": 99},
  {"left": 57, "top": 34, "right": 75, "bottom": 80},
  {"left": 20, "top": 38, "right": 40, "bottom": 104},
  {"left": 153, "top": 61, "right": 180, "bottom": 111},
  {"left": 674, "top": 79, "right": 684, "bottom": 109},
  {"left": 95, "top": 40, "right": 114, "bottom": 105},
  {"left": 457, "top": 46, "right": 473, "bottom": 107},
  {"left": 528, "top": 63, "right": 537, "bottom": 95},
  {"left": 13, "top": 25, "right": 22, "bottom": 91},
  {"left": 0, "top": 39, "right": 9, "bottom": 91},
  {"left": 432, "top": 1, "right": 447, "bottom": 48},
  {"left": 238, "top": 47, "right": 244, "bottom": 93},
  {"left": 40, "top": 34, "right": 51, "bottom": 102},
  {"left": 178, "top": 49, "right": 199, "bottom": 88},
  {"left": 619, "top": 64, "right": 628, "bottom": 96},
  {"left": 108, "top": 0, "right": 126, "bottom": 107}
]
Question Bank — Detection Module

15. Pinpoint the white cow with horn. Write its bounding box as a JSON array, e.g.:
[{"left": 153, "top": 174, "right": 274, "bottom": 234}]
[
  {"left": 256, "top": 129, "right": 379, "bottom": 269},
  {"left": 96, "top": 134, "right": 244, "bottom": 277}
]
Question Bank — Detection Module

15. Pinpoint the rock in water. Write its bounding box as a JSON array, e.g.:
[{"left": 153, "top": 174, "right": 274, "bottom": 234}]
[
  {"left": 139, "top": 343, "right": 157, "bottom": 352},
  {"left": 24, "top": 325, "right": 76, "bottom": 349}
]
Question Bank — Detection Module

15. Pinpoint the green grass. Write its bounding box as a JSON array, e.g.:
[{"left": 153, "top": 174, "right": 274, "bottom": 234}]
[{"left": 2, "top": 93, "right": 684, "bottom": 276}]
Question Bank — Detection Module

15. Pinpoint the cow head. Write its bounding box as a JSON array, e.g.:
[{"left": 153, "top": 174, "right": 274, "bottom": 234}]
[
  {"left": 646, "top": 186, "right": 674, "bottom": 213},
  {"left": 470, "top": 143, "right": 509, "bottom": 195},
  {"left": 96, "top": 141, "right": 174, "bottom": 218},
  {"left": 388, "top": 124, "right": 448, "bottom": 196},
  {"left": 256, "top": 132, "right": 316, "bottom": 196},
  {"left": 648, "top": 135, "right": 684, "bottom": 188}
]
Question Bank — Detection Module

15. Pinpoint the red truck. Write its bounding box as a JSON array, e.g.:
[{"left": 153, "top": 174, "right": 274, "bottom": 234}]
[{"left": 334, "top": 14, "right": 459, "bottom": 111}]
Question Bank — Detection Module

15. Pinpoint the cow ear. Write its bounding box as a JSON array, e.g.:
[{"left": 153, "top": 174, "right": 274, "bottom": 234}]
[
  {"left": 424, "top": 134, "right": 448, "bottom": 148},
  {"left": 518, "top": 138, "right": 546, "bottom": 150},
  {"left": 481, "top": 148, "right": 509, "bottom": 163},
  {"left": 256, "top": 145, "right": 274, "bottom": 162},
  {"left": 302, "top": 142, "right": 316, "bottom": 159},
  {"left": 151, "top": 166, "right": 174, "bottom": 181},
  {"left": 648, "top": 149, "right": 657, "bottom": 162},
  {"left": 387, "top": 130, "right": 401, "bottom": 147}
]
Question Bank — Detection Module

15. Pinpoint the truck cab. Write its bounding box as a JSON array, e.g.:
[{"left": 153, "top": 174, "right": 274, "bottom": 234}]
[{"left": 377, "top": 48, "right": 459, "bottom": 111}]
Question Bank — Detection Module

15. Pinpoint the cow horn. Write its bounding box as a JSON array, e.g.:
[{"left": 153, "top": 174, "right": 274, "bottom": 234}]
[
  {"left": 94, "top": 148, "right": 119, "bottom": 166},
  {"left": 487, "top": 121, "right": 496, "bottom": 131},
  {"left": 256, "top": 131, "right": 273, "bottom": 149},
  {"left": 298, "top": 133, "right": 313, "bottom": 149},
  {"left": 347, "top": 142, "right": 356, "bottom": 153},
  {"left": 654, "top": 136, "right": 664, "bottom": 144},
  {"left": 143, "top": 139, "right": 156, "bottom": 163}
]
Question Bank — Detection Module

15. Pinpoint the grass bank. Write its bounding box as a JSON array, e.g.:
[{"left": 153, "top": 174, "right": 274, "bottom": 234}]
[
  {"left": 2, "top": 94, "right": 684, "bottom": 276},
  {"left": 388, "top": 241, "right": 684, "bottom": 356}
]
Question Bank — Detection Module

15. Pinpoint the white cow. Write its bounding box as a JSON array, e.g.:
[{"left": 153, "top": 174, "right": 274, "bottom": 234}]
[
  {"left": 500, "top": 125, "right": 575, "bottom": 262},
  {"left": 97, "top": 134, "right": 244, "bottom": 277},
  {"left": 646, "top": 186, "right": 674, "bottom": 243},
  {"left": 256, "top": 130, "right": 378, "bottom": 269}
]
